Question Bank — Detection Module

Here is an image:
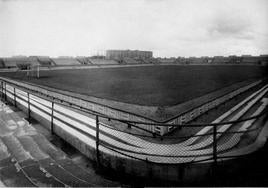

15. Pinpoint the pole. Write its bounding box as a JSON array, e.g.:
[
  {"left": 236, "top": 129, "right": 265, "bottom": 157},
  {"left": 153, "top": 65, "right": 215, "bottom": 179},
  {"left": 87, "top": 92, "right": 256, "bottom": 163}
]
[
  {"left": 27, "top": 92, "right": 31, "bottom": 122},
  {"left": 96, "top": 115, "right": 100, "bottom": 167},
  {"left": 37, "top": 64, "right": 40, "bottom": 78},
  {"left": 4, "top": 82, "right": 7, "bottom": 101},
  {"left": 213, "top": 124, "right": 217, "bottom": 164},
  {"left": 27, "top": 66, "right": 29, "bottom": 77},
  {"left": 1, "top": 81, "right": 3, "bottom": 100},
  {"left": 14, "top": 87, "right": 16, "bottom": 107},
  {"left": 51, "top": 101, "right": 54, "bottom": 134},
  {"left": 212, "top": 124, "right": 218, "bottom": 183}
]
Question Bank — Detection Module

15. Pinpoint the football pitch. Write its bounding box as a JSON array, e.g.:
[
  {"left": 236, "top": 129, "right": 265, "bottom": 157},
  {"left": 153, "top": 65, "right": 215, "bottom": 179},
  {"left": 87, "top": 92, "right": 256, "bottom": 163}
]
[{"left": 0, "top": 65, "right": 266, "bottom": 106}]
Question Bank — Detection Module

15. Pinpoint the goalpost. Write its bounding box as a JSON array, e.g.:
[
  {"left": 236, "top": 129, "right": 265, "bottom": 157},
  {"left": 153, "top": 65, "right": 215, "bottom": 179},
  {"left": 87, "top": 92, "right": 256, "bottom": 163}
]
[
  {"left": 16, "top": 62, "right": 40, "bottom": 79},
  {"left": 26, "top": 64, "right": 40, "bottom": 78}
]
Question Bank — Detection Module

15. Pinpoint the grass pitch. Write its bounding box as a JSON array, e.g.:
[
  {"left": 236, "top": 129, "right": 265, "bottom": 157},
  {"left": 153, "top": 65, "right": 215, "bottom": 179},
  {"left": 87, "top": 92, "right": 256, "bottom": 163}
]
[{"left": 0, "top": 65, "right": 266, "bottom": 106}]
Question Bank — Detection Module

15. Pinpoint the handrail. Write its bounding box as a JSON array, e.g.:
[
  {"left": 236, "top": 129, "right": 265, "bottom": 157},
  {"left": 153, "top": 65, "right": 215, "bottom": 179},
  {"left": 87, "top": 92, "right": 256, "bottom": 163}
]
[
  {"left": 0, "top": 76, "right": 158, "bottom": 122},
  {"left": 3, "top": 80, "right": 267, "bottom": 128},
  {"left": 1, "top": 78, "right": 268, "bottom": 166},
  {"left": 4, "top": 85, "right": 267, "bottom": 140},
  {"left": 1, "top": 77, "right": 267, "bottom": 128},
  {"left": 0, "top": 76, "right": 264, "bottom": 125}
]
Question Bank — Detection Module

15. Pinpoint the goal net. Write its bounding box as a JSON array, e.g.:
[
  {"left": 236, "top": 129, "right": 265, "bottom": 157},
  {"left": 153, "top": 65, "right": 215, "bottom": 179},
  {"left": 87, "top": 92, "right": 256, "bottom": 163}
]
[
  {"left": 27, "top": 64, "right": 40, "bottom": 78},
  {"left": 16, "top": 63, "right": 40, "bottom": 78}
]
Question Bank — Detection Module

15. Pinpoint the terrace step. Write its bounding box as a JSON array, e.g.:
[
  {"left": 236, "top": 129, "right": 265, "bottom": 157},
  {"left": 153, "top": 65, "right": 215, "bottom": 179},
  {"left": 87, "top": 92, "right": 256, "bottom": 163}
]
[
  {"left": 0, "top": 157, "right": 13, "bottom": 169},
  {"left": 1, "top": 135, "right": 32, "bottom": 163},
  {"left": 32, "top": 133, "right": 118, "bottom": 186},
  {"left": 0, "top": 119, "right": 12, "bottom": 137},
  {"left": 0, "top": 101, "right": 110, "bottom": 186},
  {"left": 0, "top": 158, "right": 36, "bottom": 187},
  {"left": 32, "top": 134, "right": 98, "bottom": 186},
  {"left": 17, "top": 135, "right": 49, "bottom": 161},
  {"left": 31, "top": 134, "right": 67, "bottom": 160},
  {"left": 2, "top": 127, "right": 93, "bottom": 186},
  {"left": 38, "top": 158, "right": 92, "bottom": 187},
  {"left": 188, "top": 86, "right": 268, "bottom": 151},
  {"left": 0, "top": 138, "right": 10, "bottom": 163},
  {"left": 0, "top": 137, "right": 63, "bottom": 187},
  {"left": 29, "top": 134, "right": 95, "bottom": 186},
  {"left": 56, "top": 158, "right": 119, "bottom": 186},
  {"left": 1, "top": 127, "right": 74, "bottom": 186},
  {"left": 0, "top": 138, "right": 34, "bottom": 187},
  {"left": 18, "top": 159, "right": 65, "bottom": 187}
]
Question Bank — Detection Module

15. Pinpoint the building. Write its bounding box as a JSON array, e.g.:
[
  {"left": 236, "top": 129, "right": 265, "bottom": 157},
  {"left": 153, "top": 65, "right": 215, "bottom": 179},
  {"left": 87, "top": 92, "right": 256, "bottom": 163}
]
[{"left": 106, "top": 50, "right": 153, "bottom": 60}]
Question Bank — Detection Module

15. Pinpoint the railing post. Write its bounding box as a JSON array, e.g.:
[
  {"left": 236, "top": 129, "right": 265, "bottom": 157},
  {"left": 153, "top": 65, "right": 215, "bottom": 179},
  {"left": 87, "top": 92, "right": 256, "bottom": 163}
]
[
  {"left": 13, "top": 87, "right": 16, "bottom": 107},
  {"left": 127, "top": 123, "right": 131, "bottom": 128},
  {"left": 96, "top": 115, "right": 100, "bottom": 167},
  {"left": 1, "top": 81, "right": 3, "bottom": 100},
  {"left": 4, "top": 82, "right": 7, "bottom": 101},
  {"left": 213, "top": 124, "right": 217, "bottom": 165},
  {"left": 27, "top": 92, "right": 31, "bottom": 122},
  {"left": 51, "top": 101, "right": 54, "bottom": 135},
  {"left": 212, "top": 124, "right": 218, "bottom": 183}
]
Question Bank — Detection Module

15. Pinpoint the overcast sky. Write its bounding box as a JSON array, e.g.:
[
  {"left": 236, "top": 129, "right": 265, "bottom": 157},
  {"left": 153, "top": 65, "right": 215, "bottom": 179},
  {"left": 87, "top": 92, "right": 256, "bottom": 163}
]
[{"left": 0, "top": 0, "right": 267, "bottom": 57}]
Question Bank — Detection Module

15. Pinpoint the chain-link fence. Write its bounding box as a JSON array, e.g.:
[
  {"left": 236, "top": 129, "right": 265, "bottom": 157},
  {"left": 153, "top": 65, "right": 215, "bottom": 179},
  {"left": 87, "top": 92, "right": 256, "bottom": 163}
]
[
  {"left": 96, "top": 109, "right": 267, "bottom": 165},
  {"left": 1, "top": 79, "right": 268, "bottom": 167}
]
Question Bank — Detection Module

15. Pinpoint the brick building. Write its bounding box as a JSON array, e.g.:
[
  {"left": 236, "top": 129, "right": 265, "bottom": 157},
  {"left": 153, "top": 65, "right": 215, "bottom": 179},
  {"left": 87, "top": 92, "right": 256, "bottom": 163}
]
[{"left": 106, "top": 50, "right": 153, "bottom": 60}]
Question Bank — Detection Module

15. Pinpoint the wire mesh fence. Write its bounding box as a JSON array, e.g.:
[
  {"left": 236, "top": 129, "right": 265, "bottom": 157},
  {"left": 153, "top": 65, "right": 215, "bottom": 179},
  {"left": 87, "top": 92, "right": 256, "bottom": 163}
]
[{"left": 1, "top": 79, "right": 268, "bottom": 166}]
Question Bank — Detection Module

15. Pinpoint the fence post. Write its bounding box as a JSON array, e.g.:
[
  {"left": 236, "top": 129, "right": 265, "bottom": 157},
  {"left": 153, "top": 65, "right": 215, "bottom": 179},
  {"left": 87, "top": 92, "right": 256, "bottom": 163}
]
[
  {"left": 127, "top": 123, "right": 131, "bottom": 128},
  {"left": 51, "top": 101, "right": 54, "bottom": 135},
  {"left": 213, "top": 124, "right": 217, "bottom": 165},
  {"left": 1, "top": 81, "right": 3, "bottom": 100},
  {"left": 14, "top": 87, "right": 16, "bottom": 107},
  {"left": 212, "top": 124, "right": 218, "bottom": 182},
  {"left": 96, "top": 115, "right": 100, "bottom": 167},
  {"left": 4, "top": 82, "right": 7, "bottom": 101},
  {"left": 27, "top": 92, "right": 31, "bottom": 122}
]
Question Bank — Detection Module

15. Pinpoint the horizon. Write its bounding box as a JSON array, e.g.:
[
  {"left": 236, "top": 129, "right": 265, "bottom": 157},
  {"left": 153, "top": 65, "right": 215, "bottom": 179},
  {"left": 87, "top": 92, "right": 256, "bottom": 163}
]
[
  {"left": 1, "top": 52, "right": 268, "bottom": 59},
  {"left": 1, "top": 0, "right": 268, "bottom": 57}
]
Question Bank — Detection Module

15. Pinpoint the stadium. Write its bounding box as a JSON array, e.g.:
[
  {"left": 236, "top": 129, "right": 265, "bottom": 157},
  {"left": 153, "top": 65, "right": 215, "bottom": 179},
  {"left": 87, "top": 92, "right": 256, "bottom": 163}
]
[
  {"left": 0, "top": 51, "right": 268, "bottom": 186},
  {"left": 1, "top": 0, "right": 268, "bottom": 185}
]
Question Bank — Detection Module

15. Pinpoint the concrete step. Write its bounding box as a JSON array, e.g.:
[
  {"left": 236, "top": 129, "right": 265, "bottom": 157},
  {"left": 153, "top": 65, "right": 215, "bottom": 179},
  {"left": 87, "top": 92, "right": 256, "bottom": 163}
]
[
  {"left": 1, "top": 137, "right": 60, "bottom": 187},
  {"left": 1, "top": 135, "right": 65, "bottom": 187},
  {"left": 2, "top": 135, "right": 32, "bottom": 162},
  {"left": 21, "top": 160, "right": 65, "bottom": 187},
  {"left": 39, "top": 158, "right": 92, "bottom": 187},
  {"left": 31, "top": 134, "right": 67, "bottom": 160},
  {"left": 0, "top": 102, "right": 95, "bottom": 186},
  {"left": 0, "top": 120, "right": 12, "bottom": 137},
  {"left": 15, "top": 132, "right": 92, "bottom": 186},
  {"left": 0, "top": 138, "right": 10, "bottom": 161},
  {"left": 0, "top": 157, "right": 13, "bottom": 169},
  {"left": 0, "top": 105, "right": 28, "bottom": 127},
  {"left": 0, "top": 159, "right": 36, "bottom": 187},
  {"left": 0, "top": 114, "right": 16, "bottom": 133},
  {"left": 57, "top": 158, "right": 119, "bottom": 186},
  {"left": 32, "top": 132, "right": 119, "bottom": 186},
  {"left": 17, "top": 135, "right": 49, "bottom": 161}
]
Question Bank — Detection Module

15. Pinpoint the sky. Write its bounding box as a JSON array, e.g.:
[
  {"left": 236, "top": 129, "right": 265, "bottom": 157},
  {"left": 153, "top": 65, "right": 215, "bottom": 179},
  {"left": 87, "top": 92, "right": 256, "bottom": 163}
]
[{"left": 0, "top": 0, "right": 267, "bottom": 57}]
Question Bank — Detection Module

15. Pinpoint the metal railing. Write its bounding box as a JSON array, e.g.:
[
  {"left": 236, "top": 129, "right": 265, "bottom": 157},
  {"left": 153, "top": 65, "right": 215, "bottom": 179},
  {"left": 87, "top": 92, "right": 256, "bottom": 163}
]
[
  {"left": 1, "top": 79, "right": 268, "bottom": 167},
  {"left": 0, "top": 76, "right": 264, "bottom": 136}
]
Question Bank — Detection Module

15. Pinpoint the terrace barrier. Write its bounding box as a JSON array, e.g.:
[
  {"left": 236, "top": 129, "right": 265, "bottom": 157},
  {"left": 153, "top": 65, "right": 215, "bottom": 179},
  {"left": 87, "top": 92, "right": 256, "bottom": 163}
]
[
  {"left": 1, "top": 77, "right": 268, "bottom": 181},
  {"left": 0, "top": 77, "right": 264, "bottom": 135}
]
